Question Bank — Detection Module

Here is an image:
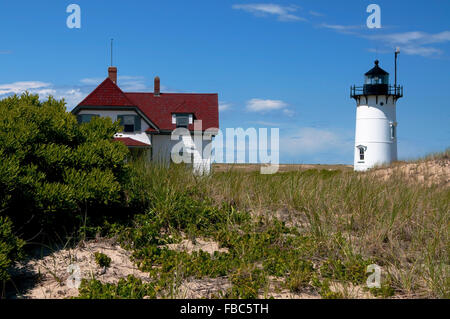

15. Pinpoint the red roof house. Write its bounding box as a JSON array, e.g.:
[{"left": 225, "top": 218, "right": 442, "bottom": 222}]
[{"left": 72, "top": 67, "right": 219, "bottom": 173}]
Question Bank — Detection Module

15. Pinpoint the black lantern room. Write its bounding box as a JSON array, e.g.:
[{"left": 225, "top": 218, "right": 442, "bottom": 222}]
[{"left": 351, "top": 60, "right": 403, "bottom": 100}]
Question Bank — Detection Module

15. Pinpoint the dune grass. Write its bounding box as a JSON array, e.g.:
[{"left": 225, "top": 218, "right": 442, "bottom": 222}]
[{"left": 77, "top": 158, "right": 449, "bottom": 299}]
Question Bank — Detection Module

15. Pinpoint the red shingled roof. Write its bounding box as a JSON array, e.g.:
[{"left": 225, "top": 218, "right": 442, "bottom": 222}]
[
  {"left": 77, "top": 78, "right": 219, "bottom": 132},
  {"left": 79, "top": 78, "right": 135, "bottom": 106},
  {"left": 114, "top": 137, "right": 150, "bottom": 147}
]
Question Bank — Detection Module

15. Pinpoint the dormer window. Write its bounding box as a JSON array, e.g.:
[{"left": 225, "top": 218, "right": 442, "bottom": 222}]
[
  {"left": 176, "top": 115, "right": 189, "bottom": 128},
  {"left": 173, "top": 113, "right": 193, "bottom": 128},
  {"left": 117, "top": 115, "right": 141, "bottom": 133}
]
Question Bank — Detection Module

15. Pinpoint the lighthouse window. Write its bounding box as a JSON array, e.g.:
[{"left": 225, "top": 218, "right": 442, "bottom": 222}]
[
  {"left": 390, "top": 124, "right": 396, "bottom": 139},
  {"left": 359, "top": 148, "right": 365, "bottom": 161}
]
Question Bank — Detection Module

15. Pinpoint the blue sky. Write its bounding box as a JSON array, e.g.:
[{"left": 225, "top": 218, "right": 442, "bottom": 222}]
[{"left": 0, "top": 0, "right": 449, "bottom": 164}]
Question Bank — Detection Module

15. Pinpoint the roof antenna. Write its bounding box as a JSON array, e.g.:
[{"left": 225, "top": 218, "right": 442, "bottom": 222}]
[{"left": 110, "top": 38, "right": 113, "bottom": 66}]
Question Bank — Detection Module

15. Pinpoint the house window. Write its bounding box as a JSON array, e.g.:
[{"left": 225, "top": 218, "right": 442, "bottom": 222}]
[
  {"left": 123, "top": 115, "right": 135, "bottom": 132},
  {"left": 176, "top": 114, "right": 190, "bottom": 128},
  {"left": 77, "top": 114, "right": 99, "bottom": 124},
  {"left": 117, "top": 115, "right": 141, "bottom": 133}
]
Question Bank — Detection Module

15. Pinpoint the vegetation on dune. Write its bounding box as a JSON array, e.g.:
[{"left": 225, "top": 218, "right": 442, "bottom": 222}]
[
  {"left": 0, "top": 93, "right": 131, "bottom": 285},
  {"left": 78, "top": 159, "right": 448, "bottom": 299},
  {"left": 94, "top": 252, "right": 112, "bottom": 269},
  {"left": 0, "top": 94, "right": 448, "bottom": 299}
]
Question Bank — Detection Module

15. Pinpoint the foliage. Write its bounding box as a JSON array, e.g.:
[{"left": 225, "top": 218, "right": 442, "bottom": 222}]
[
  {"left": 77, "top": 275, "right": 156, "bottom": 299},
  {"left": 88, "top": 160, "right": 448, "bottom": 299},
  {"left": 94, "top": 252, "right": 112, "bottom": 268},
  {"left": 0, "top": 93, "right": 130, "bottom": 234},
  {"left": 0, "top": 216, "right": 25, "bottom": 282}
]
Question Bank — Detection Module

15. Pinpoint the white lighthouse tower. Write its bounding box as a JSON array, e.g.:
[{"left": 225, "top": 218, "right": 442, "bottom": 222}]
[{"left": 351, "top": 59, "right": 403, "bottom": 171}]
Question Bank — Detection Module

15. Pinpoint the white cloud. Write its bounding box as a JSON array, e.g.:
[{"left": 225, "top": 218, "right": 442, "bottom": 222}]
[
  {"left": 81, "top": 76, "right": 149, "bottom": 91},
  {"left": 0, "top": 81, "right": 89, "bottom": 110},
  {"left": 250, "top": 120, "right": 281, "bottom": 126},
  {"left": 79, "top": 77, "right": 103, "bottom": 85},
  {"left": 308, "top": 10, "right": 324, "bottom": 17},
  {"left": 246, "top": 98, "right": 288, "bottom": 112},
  {"left": 319, "top": 20, "right": 450, "bottom": 57},
  {"left": 232, "top": 3, "right": 306, "bottom": 22},
  {"left": 118, "top": 76, "right": 148, "bottom": 91},
  {"left": 282, "top": 108, "right": 295, "bottom": 117},
  {"left": 319, "top": 23, "right": 362, "bottom": 35},
  {"left": 219, "top": 101, "right": 232, "bottom": 111},
  {"left": 0, "top": 81, "right": 52, "bottom": 95},
  {"left": 366, "top": 30, "right": 450, "bottom": 57},
  {"left": 374, "top": 31, "right": 450, "bottom": 46}
]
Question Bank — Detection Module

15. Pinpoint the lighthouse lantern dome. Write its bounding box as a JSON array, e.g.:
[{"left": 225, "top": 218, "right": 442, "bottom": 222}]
[{"left": 364, "top": 60, "right": 389, "bottom": 85}]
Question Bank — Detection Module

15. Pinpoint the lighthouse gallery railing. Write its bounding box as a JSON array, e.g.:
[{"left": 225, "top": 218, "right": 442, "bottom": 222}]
[{"left": 350, "top": 85, "right": 403, "bottom": 99}]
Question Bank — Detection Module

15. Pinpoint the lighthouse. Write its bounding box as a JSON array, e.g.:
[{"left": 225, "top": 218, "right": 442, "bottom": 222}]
[{"left": 351, "top": 59, "right": 403, "bottom": 171}]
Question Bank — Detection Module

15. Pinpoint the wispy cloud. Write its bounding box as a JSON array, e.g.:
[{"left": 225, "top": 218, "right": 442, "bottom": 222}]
[
  {"left": 0, "top": 50, "right": 12, "bottom": 54},
  {"left": 319, "top": 23, "right": 362, "bottom": 34},
  {"left": 118, "top": 76, "right": 148, "bottom": 91},
  {"left": 232, "top": 3, "right": 306, "bottom": 22},
  {"left": 0, "top": 81, "right": 91, "bottom": 110},
  {"left": 0, "top": 81, "right": 51, "bottom": 95},
  {"left": 366, "top": 31, "right": 450, "bottom": 56},
  {"left": 321, "top": 24, "right": 450, "bottom": 57},
  {"left": 249, "top": 120, "right": 282, "bottom": 126},
  {"left": 308, "top": 10, "right": 324, "bottom": 17},
  {"left": 79, "top": 77, "right": 103, "bottom": 85},
  {"left": 80, "top": 75, "right": 149, "bottom": 91},
  {"left": 246, "top": 98, "right": 288, "bottom": 112},
  {"left": 219, "top": 101, "right": 232, "bottom": 112}
]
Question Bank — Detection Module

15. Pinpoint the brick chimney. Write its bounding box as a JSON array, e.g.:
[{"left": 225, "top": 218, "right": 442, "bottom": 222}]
[
  {"left": 154, "top": 76, "right": 160, "bottom": 96},
  {"left": 108, "top": 67, "right": 117, "bottom": 84}
]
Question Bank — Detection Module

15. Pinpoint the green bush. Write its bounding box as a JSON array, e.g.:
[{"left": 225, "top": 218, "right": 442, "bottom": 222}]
[
  {"left": 0, "top": 216, "right": 25, "bottom": 282},
  {"left": 94, "top": 252, "right": 112, "bottom": 268},
  {"left": 0, "top": 93, "right": 130, "bottom": 234},
  {"left": 77, "top": 275, "right": 156, "bottom": 299}
]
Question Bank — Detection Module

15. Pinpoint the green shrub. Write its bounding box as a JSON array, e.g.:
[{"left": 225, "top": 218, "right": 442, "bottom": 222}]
[
  {"left": 0, "top": 216, "right": 25, "bottom": 282},
  {"left": 0, "top": 93, "right": 130, "bottom": 235},
  {"left": 77, "top": 275, "right": 156, "bottom": 299},
  {"left": 227, "top": 267, "right": 267, "bottom": 299},
  {"left": 94, "top": 252, "right": 112, "bottom": 268},
  {"left": 285, "top": 269, "right": 313, "bottom": 293}
]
